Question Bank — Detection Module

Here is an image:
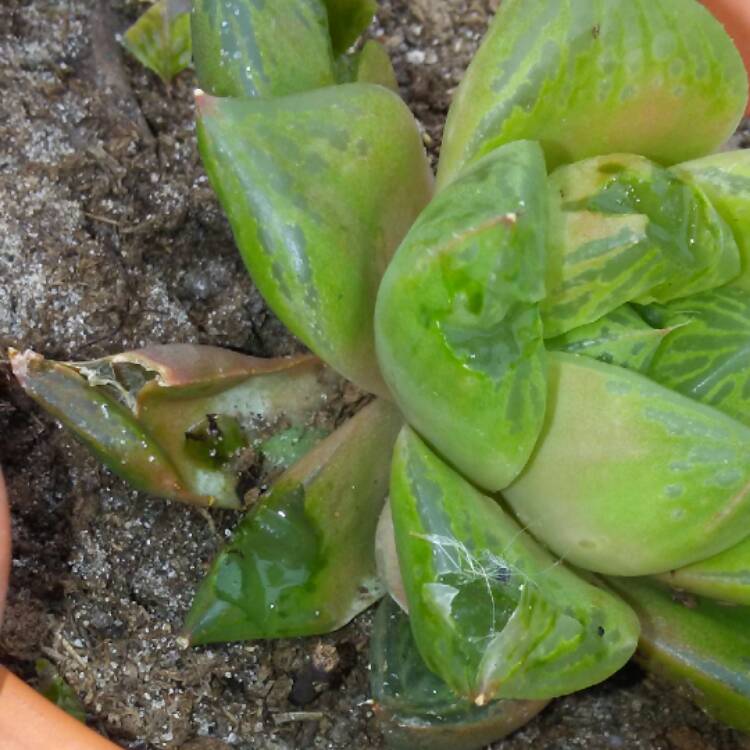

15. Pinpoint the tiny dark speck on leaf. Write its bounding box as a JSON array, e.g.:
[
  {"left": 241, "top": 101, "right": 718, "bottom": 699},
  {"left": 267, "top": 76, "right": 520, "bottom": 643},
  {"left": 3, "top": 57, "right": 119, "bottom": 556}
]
[
  {"left": 597, "top": 626, "right": 606, "bottom": 636},
  {"left": 592, "top": 24, "right": 601, "bottom": 39}
]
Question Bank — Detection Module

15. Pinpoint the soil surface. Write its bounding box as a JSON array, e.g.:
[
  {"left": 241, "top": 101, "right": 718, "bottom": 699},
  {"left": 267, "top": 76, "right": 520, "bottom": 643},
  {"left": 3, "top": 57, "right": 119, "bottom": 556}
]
[{"left": 1, "top": 1, "right": 750, "bottom": 749}]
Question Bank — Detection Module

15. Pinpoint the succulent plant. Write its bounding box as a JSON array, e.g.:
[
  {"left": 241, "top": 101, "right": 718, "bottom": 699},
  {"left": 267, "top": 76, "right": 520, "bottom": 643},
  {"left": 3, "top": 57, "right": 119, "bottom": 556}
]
[{"left": 12, "top": 0, "right": 750, "bottom": 746}]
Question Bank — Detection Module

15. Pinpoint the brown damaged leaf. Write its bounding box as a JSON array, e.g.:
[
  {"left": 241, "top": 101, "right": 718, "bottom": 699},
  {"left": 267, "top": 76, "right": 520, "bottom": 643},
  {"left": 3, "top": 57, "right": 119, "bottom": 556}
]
[{"left": 9, "top": 346, "right": 342, "bottom": 508}]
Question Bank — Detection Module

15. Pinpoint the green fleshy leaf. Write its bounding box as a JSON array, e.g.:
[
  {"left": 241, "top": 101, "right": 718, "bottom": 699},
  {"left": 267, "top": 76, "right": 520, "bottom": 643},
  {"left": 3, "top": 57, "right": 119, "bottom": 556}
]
[
  {"left": 323, "top": 0, "right": 376, "bottom": 56},
  {"left": 608, "top": 577, "right": 750, "bottom": 732},
  {"left": 657, "top": 535, "right": 750, "bottom": 605},
  {"left": 336, "top": 40, "right": 398, "bottom": 90},
  {"left": 183, "top": 399, "right": 402, "bottom": 644},
  {"left": 438, "top": 0, "right": 747, "bottom": 186},
  {"left": 370, "top": 598, "right": 549, "bottom": 750},
  {"left": 546, "top": 305, "right": 666, "bottom": 372},
  {"left": 642, "top": 287, "right": 750, "bottom": 427},
  {"left": 259, "top": 425, "right": 330, "bottom": 473},
  {"left": 376, "top": 140, "right": 548, "bottom": 491},
  {"left": 35, "top": 659, "right": 86, "bottom": 723},
  {"left": 505, "top": 352, "right": 750, "bottom": 576},
  {"left": 191, "top": 0, "right": 336, "bottom": 98},
  {"left": 122, "top": 0, "right": 192, "bottom": 83},
  {"left": 675, "top": 150, "right": 750, "bottom": 289},
  {"left": 542, "top": 154, "right": 739, "bottom": 337},
  {"left": 10, "top": 346, "right": 338, "bottom": 508},
  {"left": 9, "top": 349, "right": 187, "bottom": 501},
  {"left": 390, "top": 427, "right": 639, "bottom": 704},
  {"left": 196, "top": 85, "right": 433, "bottom": 396}
]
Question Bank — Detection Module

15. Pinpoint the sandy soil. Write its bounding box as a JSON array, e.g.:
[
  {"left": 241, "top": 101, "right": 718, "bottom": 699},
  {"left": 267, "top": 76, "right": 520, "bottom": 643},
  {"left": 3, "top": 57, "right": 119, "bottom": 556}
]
[{"left": 1, "top": 1, "right": 749, "bottom": 748}]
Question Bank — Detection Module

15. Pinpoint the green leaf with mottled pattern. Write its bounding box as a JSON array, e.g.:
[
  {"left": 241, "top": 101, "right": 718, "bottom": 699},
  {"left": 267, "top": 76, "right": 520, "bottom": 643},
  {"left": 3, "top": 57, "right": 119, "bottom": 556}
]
[
  {"left": 191, "top": 0, "right": 336, "bottom": 98},
  {"left": 122, "top": 0, "right": 191, "bottom": 82},
  {"left": 642, "top": 288, "right": 750, "bottom": 427},
  {"left": 370, "top": 597, "right": 549, "bottom": 750},
  {"left": 197, "top": 85, "right": 433, "bottom": 396},
  {"left": 323, "top": 0, "right": 376, "bottom": 55},
  {"left": 376, "top": 140, "right": 548, "bottom": 491},
  {"left": 608, "top": 577, "right": 750, "bottom": 733},
  {"left": 675, "top": 150, "right": 750, "bottom": 289},
  {"left": 183, "top": 399, "right": 402, "bottom": 644},
  {"left": 542, "top": 154, "right": 739, "bottom": 337},
  {"left": 657, "top": 534, "right": 750, "bottom": 605},
  {"left": 546, "top": 305, "right": 667, "bottom": 372},
  {"left": 505, "top": 353, "right": 750, "bottom": 576},
  {"left": 390, "top": 427, "right": 640, "bottom": 704},
  {"left": 438, "top": 0, "right": 747, "bottom": 187}
]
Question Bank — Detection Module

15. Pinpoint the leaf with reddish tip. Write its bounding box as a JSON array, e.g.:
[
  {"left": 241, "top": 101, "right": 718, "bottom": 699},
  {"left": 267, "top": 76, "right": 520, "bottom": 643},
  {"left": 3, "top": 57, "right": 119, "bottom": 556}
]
[
  {"left": 9, "top": 346, "right": 339, "bottom": 508},
  {"left": 608, "top": 577, "right": 750, "bottom": 732},
  {"left": 183, "top": 399, "right": 402, "bottom": 644},
  {"left": 197, "top": 84, "right": 433, "bottom": 395},
  {"left": 122, "top": 0, "right": 192, "bottom": 83},
  {"left": 376, "top": 140, "right": 548, "bottom": 491},
  {"left": 390, "top": 426, "right": 639, "bottom": 704},
  {"left": 438, "top": 0, "right": 747, "bottom": 186},
  {"left": 370, "top": 597, "right": 548, "bottom": 750}
]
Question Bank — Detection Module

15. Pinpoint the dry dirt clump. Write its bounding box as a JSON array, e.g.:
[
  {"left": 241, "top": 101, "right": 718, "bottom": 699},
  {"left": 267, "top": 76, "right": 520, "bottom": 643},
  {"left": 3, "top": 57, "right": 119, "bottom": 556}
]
[{"left": 1, "top": 1, "right": 749, "bottom": 749}]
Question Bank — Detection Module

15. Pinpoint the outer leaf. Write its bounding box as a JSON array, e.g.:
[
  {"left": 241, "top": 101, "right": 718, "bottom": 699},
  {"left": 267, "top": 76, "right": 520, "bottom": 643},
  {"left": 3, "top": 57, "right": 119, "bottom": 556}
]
[
  {"left": 323, "top": 0, "right": 376, "bottom": 56},
  {"left": 609, "top": 577, "right": 750, "bottom": 732},
  {"left": 182, "top": 399, "right": 402, "bottom": 644},
  {"left": 370, "top": 597, "right": 548, "bottom": 750},
  {"left": 505, "top": 352, "right": 750, "bottom": 576},
  {"left": 10, "top": 346, "right": 337, "bottom": 508},
  {"left": 197, "top": 85, "right": 433, "bottom": 396},
  {"left": 9, "top": 349, "right": 188, "bottom": 502},
  {"left": 642, "top": 287, "right": 750, "bottom": 427},
  {"left": 675, "top": 150, "right": 750, "bottom": 289},
  {"left": 438, "top": 0, "right": 748, "bottom": 186},
  {"left": 542, "top": 154, "right": 739, "bottom": 337},
  {"left": 657, "top": 535, "right": 750, "bottom": 605},
  {"left": 390, "top": 427, "right": 639, "bottom": 704},
  {"left": 376, "top": 140, "right": 548, "bottom": 491},
  {"left": 191, "top": 0, "right": 336, "bottom": 98},
  {"left": 122, "top": 0, "right": 192, "bottom": 83},
  {"left": 546, "top": 304, "right": 667, "bottom": 372}
]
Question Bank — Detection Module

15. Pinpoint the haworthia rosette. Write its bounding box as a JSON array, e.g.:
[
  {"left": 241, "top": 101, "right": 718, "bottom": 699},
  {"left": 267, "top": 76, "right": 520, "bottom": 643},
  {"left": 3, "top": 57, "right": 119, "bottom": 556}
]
[
  {"left": 197, "top": 85, "right": 433, "bottom": 396},
  {"left": 376, "top": 140, "right": 548, "bottom": 491},
  {"left": 390, "top": 427, "right": 640, "bottom": 704},
  {"left": 505, "top": 353, "right": 750, "bottom": 575},
  {"left": 438, "top": 0, "right": 747, "bottom": 186},
  {"left": 183, "top": 399, "right": 402, "bottom": 643}
]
